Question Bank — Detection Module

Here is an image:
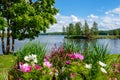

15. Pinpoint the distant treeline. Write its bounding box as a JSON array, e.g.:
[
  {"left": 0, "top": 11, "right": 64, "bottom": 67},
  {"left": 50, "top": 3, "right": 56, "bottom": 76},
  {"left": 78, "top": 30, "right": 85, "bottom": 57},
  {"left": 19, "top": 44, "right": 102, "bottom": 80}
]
[{"left": 62, "top": 20, "right": 120, "bottom": 39}]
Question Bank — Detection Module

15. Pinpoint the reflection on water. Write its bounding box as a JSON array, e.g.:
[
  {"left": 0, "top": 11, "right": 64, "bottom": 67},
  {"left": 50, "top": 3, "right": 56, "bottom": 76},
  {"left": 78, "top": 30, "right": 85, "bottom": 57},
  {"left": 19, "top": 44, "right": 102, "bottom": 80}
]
[{"left": 0, "top": 35, "right": 120, "bottom": 54}]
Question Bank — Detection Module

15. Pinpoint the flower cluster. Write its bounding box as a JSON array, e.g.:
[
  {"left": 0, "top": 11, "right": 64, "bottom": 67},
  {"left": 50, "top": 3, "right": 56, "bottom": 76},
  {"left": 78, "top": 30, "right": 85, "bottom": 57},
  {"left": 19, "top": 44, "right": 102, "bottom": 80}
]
[
  {"left": 67, "top": 53, "right": 84, "bottom": 60},
  {"left": 19, "top": 54, "right": 42, "bottom": 73},
  {"left": 98, "top": 61, "right": 107, "bottom": 74},
  {"left": 24, "top": 54, "right": 37, "bottom": 63}
]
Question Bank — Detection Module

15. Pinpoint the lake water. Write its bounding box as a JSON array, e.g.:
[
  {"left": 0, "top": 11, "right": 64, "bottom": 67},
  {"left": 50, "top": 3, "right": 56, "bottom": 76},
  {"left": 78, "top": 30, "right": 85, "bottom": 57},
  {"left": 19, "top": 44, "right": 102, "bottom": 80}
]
[{"left": 0, "top": 35, "right": 120, "bottom": 54}]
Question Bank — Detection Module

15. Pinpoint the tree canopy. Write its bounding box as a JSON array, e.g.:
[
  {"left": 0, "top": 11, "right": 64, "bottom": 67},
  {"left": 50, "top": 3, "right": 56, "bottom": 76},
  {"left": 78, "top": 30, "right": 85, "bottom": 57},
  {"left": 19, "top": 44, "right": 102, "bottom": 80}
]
[{"left": 0, "top": 0, "right": 58, "bottom": 54}]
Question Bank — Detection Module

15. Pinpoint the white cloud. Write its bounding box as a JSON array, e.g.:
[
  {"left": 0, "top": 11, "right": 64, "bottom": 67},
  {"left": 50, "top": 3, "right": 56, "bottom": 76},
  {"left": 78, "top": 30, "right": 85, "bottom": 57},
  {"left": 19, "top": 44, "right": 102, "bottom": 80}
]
[
  {"left": 105, "top": 7, "right": 120, "bottom": 16},
  {"left": 71, "top": 15, "right": 80, "bottom": 22},
  {"left": 47, "top": 7, "right": 120, "bottom": 32},
  {"left": 47, "top": 14, "right": 83, "bottom": 32},
  {"left": 99, "top": 7, "right": 120, "bottom": 30},
  {"left": 87, "top": 14, "right": 99, "bottom": 20}
]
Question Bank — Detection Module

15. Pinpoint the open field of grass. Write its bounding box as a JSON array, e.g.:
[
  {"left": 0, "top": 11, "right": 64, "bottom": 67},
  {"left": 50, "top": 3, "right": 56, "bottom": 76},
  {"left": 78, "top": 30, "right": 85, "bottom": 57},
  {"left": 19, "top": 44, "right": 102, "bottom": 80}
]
[{"left": 0, "top": 55, "right": 16, "bottom": 80}]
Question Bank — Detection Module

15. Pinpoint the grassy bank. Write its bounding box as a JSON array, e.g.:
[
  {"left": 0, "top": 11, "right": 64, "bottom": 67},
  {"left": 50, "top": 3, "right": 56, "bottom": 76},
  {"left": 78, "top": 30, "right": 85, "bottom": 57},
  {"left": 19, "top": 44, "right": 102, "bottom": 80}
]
[{"left": 0, "top": 55, "right": 16, "bottom": 80}]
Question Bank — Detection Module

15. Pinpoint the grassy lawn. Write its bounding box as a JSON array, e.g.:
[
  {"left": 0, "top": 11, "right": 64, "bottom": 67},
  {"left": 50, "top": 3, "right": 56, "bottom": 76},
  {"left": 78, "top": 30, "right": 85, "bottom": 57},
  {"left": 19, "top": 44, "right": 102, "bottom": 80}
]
[{"left": 0, "top": 54, "right": 16, "bottom": 80}]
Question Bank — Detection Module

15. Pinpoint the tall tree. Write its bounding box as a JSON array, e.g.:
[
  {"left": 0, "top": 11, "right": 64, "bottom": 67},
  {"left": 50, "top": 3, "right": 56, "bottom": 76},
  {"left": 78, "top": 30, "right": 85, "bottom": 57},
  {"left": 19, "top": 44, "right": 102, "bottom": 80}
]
[
  {"left": 62, "top": 26, "right": 66, "bottom": 35},
  {"left": 83, "top": 20, "right": 89, "bottom": 38},
  {"left": 0, "top": 0, "right": 58, "bottom": 54},
  {"left": 69, "top": 23, "right": 75, "bottom": 35},
  {"left": 66, "top": 26, "right": 69, "bottom": 37},
  {"left": 75, "top": 22, "right": 82, "bottom": 35},
  {"left": 0, "top": 16, "right": 7, "bottom": 54},
  {"left": 91, "top": 21, "right": 98, "bottom": 36}
]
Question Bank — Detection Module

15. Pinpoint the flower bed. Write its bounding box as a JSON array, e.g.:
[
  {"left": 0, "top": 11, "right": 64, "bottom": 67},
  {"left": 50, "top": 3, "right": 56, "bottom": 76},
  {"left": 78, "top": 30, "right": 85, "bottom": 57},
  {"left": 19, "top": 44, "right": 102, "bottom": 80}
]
[{"left": 8, "top": 42, "right": 120, "bottom": 80}]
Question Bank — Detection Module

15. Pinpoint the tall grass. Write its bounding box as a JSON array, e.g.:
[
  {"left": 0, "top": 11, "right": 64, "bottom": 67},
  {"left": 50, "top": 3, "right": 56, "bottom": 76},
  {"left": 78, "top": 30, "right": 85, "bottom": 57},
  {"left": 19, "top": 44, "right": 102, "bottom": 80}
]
[
  {"left": 16, "top": 41, "right": 47, "bottom": 65},
  {"left": 64, "top": 41, "right": 109, "bottom": 63}
]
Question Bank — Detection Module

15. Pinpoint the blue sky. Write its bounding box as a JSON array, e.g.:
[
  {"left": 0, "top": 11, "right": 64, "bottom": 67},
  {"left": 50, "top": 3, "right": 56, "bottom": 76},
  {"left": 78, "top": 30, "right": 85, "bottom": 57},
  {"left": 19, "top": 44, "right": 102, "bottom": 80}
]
[
  {"left": 45, "top": 0, "right": 120, "bottom": 32},
  {"left": 55, "top": 0, "right": 120, "bottom": 18}
]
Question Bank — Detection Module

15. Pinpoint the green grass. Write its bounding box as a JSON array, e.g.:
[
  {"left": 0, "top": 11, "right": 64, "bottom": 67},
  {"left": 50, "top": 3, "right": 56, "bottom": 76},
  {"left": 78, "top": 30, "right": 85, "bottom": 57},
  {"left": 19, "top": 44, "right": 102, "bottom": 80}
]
[{"left": 0, "top": 54, "right": 16, "bottom": 80}]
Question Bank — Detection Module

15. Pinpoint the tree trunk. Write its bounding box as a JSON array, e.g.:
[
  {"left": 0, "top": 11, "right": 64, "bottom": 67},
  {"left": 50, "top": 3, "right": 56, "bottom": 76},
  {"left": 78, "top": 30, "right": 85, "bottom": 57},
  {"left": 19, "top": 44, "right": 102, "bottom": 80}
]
[
  {"left": 1, "top": 29, "right": 6, "bottom": 54},
  {"left": 11, "top": 37, "right": 15, "bottom": 53},
  {"left": 6, "top": 19, "right": 10, "bottom": 54}
]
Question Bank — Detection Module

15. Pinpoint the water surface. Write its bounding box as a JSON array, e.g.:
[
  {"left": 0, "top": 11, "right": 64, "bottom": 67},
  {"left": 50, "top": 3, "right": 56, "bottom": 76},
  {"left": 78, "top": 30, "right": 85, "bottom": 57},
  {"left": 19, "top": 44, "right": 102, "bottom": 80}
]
[{"left": 0, "top": 35, "right": 120, "bottom": 54}]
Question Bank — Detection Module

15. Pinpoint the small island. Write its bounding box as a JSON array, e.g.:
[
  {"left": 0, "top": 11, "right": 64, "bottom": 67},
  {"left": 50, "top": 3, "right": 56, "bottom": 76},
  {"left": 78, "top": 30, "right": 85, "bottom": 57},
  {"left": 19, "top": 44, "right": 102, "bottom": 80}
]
[{"left": 62, "top": 21, "right": 120, "bottom": 39}]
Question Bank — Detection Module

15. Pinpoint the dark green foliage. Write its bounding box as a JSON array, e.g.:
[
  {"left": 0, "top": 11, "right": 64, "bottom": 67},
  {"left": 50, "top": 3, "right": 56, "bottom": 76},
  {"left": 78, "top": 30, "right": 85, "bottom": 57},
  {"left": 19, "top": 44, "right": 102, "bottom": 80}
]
[
  {"left": 0, "top": 0, "right": 58, "bottom": 54},
  {"left": 91, "top": 21, "right": 98, "bottom": 36},
  {"left": 10, "top": 0, "right": 58, "bottom": 40},
  {"left": 75, "top": 22, "right": 82, "bottom": 35},
  {"left": 83, "top": 20, "right": 90, "bottom": 38}
]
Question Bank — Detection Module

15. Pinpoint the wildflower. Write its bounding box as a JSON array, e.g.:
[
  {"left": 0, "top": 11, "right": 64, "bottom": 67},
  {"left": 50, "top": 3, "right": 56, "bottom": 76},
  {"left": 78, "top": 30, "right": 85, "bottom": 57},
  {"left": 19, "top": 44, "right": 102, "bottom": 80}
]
[
  {"left": 109, "top": 77, "right": 117, "bottom": 80},
  {"left": 19, "top": 62, "right": 23, "bottom": 65},
  {"left": 66, "top": 61, "right": 71, "bottom": 65},
  {"left": 19, "top": 63, "right": 32, "bottom": 73},
  {"left": 62, "top": 67, "right": 65, "bottom": 72},
  {"left": 67, "top": 54, "right": 75, "bottom": 59},
  {"left": 100, "top": 67, "right": 107, "bottom": 73},
  {"left": 115, "top": 69, "right": 119, "bottom": 74},
  {"left": 70, "top": 73, "right": 77, "bottom": 78},
  {"left": 114, "top": 77, "right": 117, "bottom": 80},
  {"left": 67, "top": 53, "right": 84, "bottom": 60},
  {"left": 44, "top": 61, "right": 52, "bottom": 68},
  {"left": 24, "top": 54, "right": 37, "bottom": 63},
  {"left": 85, "top": 64, "right": 92, "bottom": 69},
  {"left": 34, "top": 64, "right": 42, "bottom": 70},
  {"left": 45, "top": 54, "right": 51, "bottom": 60},
  {"left": 74, "top": 53, "right": 84, "bottom": 60},
  {"left": 17, "top": 78, "right": 21, "bottom": 80},
  {"left": 98, "top": 61, "right": 106, "bottom": 67}
]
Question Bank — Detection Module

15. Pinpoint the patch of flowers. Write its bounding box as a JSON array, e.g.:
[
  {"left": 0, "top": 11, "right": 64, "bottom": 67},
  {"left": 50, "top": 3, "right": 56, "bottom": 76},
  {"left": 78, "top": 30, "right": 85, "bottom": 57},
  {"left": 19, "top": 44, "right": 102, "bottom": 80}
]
[{"left": 8, "top": 44, "right": 120, "bottom": 80}]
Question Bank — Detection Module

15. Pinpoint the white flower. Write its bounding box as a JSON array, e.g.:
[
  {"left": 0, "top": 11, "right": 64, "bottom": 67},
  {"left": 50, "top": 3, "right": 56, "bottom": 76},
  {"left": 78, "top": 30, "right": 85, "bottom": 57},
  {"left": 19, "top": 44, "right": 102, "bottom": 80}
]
[
  {"left": 62, "top": 67, "right": 65, "bottom": 72},
  {"left": 33, "top": 59, "right": 38, "bottom": 63},
  {"left": 85, "top": 64, "right": 92, "bottom": 69},
  {"left": 98, "top": 61, "right": 106, "bottom": 67},
  {"left": 100, "top": 67, "right": 107, "bottom": 73},
  {"left": 24, "top": 54, "right": 37, "bottom": 63},
  {"left": 24, "top": 56, "right": 29, "bottom": 62}
]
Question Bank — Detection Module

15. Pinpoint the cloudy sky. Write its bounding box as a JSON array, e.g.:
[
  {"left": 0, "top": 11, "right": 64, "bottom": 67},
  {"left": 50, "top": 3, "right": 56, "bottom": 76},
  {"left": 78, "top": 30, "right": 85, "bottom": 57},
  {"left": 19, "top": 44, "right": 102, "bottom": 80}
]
[{"left": 47, "top": 0, "right": 120, "bottom": 32}]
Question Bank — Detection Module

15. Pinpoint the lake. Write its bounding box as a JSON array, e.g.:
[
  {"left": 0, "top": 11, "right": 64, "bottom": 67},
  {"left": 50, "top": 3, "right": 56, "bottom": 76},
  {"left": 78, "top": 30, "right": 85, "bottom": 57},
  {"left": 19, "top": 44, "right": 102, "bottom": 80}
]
[{"left": 0, "top": 35, "right": 120, "bottom": 54}]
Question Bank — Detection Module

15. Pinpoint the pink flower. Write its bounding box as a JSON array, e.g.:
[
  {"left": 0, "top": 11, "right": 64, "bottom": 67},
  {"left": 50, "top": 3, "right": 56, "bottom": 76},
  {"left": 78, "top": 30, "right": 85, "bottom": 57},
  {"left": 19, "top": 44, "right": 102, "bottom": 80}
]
[
  {"left": 19, "top": 62, "right": 23, "bottom": 65},
  {"left": 34, "top": 64, "right": 42, "bottom": 70},
  {"left": 44, "top": 61, "right": 52, "bottom": 68},
  {"left": 114, "top": 78, "right": 117, "bottom": 80},
  {"left": 66, "top": 61, "right": 71, "bottom": 65},
  {"left": 67, "top": 53, "right": 84, "bottom": 60},
  {"left": 60, "top": 47, "right": 65, "bottom": 53},
  {"left": 17, "top": 78, "right": 21, "bottom": 80},
  {"left": 45, "top": 54, "right": 51, "bottom": 60},
  {"left": 67, "top": 54, "right": 76, "bottom": 59},
  {"left": 19, "top": 63, "right": 32, "bottom": 73},
  {"left": 115, "top": 69, "right": 119, "bottom": 74},
  {"left": 74, "top": 53, "right": 84, "bottom": 60},
  {"left": 44, "top": 58, "right": 48, "bottom": 62},
  {"left": 70, "top": 73, "right": 77, "bottom": 78}
]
